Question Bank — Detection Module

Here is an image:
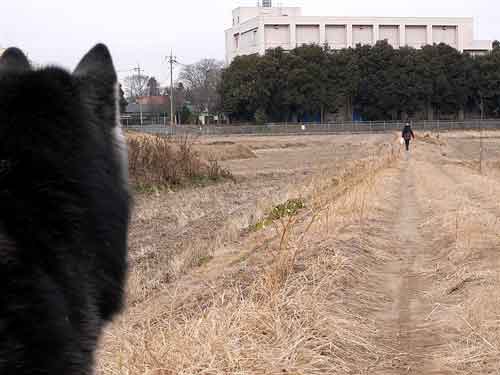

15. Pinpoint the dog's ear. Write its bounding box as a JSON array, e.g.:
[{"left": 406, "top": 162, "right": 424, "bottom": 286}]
[
  {"left": 73, "top": 43, "right": 117, "bottom": 83},
  {"left": 0, "top": 47, "right": 31, "bottom": 73},
  {"left": 73, "top": 44, "right": 118, "bottom": 126}
]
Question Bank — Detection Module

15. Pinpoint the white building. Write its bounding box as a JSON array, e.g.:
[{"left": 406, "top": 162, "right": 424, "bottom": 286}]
[{"left": 225, "top": 4, "right": 492, "bottom": 62}]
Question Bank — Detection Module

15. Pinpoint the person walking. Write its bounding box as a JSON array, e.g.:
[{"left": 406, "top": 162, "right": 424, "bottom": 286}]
[{"left": 402, "top": 123, "right": 415, "bottom": 151}]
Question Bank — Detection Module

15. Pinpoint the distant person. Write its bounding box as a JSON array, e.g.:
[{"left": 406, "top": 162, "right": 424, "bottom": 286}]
[{"left": 402, "top": 123, "right": 415, "bottom": 151}]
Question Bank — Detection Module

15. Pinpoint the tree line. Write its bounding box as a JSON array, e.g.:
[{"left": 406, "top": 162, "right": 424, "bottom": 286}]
[{"left": 219, "top": 41, "right": 500, "bottom": 123}]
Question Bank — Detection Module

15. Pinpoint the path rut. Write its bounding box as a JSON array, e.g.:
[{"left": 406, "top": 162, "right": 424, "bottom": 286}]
[{"left": 372, "top": 154, "right": 453, "bottom": 374}]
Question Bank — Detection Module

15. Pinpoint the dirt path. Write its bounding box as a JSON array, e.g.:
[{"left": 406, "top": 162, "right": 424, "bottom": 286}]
[
  {"left": 371, "top": 154, "right": 452, "bottom": 374},
  {"left": 370, "top": 139, "right": 500, "bottom": 374}
]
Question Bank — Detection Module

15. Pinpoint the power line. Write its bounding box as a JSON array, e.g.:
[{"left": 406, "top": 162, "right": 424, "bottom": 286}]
[{"left": 116, "top": 68, "right": 135, "bottom": 73}]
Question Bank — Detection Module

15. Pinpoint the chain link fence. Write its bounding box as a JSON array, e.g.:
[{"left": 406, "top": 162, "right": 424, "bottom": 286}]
[{"left": 122, "top": 119, "right": 500, "bottom": 137}]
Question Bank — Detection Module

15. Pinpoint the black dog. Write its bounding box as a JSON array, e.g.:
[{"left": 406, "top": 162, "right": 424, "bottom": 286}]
[{"left": 0, "top": 44, "right": 130, "bottom": 374}]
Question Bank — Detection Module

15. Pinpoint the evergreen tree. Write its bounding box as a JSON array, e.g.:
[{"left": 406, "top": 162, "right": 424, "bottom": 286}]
[
  {"left": 219, "top": 43, "right": 500, "bottom": 123},
  {"left": 219, "top": 54, "right": 261, "bottom": 122}
]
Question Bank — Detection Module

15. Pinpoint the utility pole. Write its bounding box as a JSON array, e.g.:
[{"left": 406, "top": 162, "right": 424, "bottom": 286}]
[
  {"left": 133, "top": 64, "right": 143, "bottom": 126},
  {"left": 167, "top": 51, "right": 178, "bottom": 127}
]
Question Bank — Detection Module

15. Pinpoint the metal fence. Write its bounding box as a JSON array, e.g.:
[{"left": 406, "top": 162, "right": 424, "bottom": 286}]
[
  {"left": 123, "top": 119, "right": 500, "bottom": 137},
  {"left": 121, "top": 113, "right": 170, "bottom": 127}
]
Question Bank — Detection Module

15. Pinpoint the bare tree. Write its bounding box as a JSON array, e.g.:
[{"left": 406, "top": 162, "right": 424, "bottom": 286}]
[
  {"left": 123, "top": 74, "right": 150, "bottom": 101},
  {"left": 147, "top": 77, "right": 161, "bottom": 96},
  {"left": 178, "top": 59, "right": 224, "bottom": 114}
]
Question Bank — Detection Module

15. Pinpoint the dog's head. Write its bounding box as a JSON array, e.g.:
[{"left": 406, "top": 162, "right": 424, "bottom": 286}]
[
  {"left": 0, "top": 44, "right": 128, "bottom": 190},
  {"left": 0, "top": 45, "right": 130, "bottom": 276}
]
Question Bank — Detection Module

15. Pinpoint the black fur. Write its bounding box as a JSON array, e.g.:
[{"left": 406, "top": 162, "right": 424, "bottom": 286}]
[{"left": 0, "top": 45, "right": 130, "bottom": 374}]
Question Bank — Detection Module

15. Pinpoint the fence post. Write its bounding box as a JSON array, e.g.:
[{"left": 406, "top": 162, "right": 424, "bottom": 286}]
[{"left": 479, "top": 121, "right": 483, "bottom": 174}]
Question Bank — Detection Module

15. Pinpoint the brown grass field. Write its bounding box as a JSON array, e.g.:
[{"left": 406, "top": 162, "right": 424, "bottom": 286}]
[{"left": 96, "top": 131, "right": 500, "bottom": 374}]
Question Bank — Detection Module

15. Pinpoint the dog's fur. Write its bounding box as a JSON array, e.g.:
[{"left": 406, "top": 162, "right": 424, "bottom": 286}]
[{"left": 0, "top": 45, "right": 130, "bottom": 374}]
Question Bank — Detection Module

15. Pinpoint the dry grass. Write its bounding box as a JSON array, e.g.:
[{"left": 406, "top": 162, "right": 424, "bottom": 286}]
[
  {"left": 97, "top": 138, "right": 399, "bottom": 375},
  {"left": 417, "top": 132, "right": 446, "bottom": 146},
  {"left": 100, "top": 252, "right": 381, "bottom": 375},
  {"left": 123, "top": 134, "right": 396, "bottom": 306},
  {"left": 96, "top": 131, "right": 500, "bottom": 374},
  {"left": 127, "top": 132, "right": 232, "bottom": 189},
  {"left": 412, "top": 151, "right": 500, "bottom": 373},
  {"left": 194, "top": 142, "right": 257, "bottom": 161}
]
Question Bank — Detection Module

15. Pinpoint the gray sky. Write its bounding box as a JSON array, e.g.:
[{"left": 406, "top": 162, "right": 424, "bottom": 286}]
[{"left": 1, "top": 0, "right": 499, "bottom": 86}]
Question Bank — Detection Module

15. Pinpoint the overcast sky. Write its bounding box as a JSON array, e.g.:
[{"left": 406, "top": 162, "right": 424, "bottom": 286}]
[{"left": 1, "top": 0, "right": 499, "bottom": 86}]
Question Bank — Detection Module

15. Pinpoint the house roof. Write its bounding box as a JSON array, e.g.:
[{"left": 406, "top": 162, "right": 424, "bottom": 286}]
[{"left": 136, "top": 96, "right": 169, "bottom": 105}]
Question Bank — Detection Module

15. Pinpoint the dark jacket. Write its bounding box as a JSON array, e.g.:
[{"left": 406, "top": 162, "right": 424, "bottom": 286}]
[{"left": 402, "top": 125, "right": 415, "bottom": 140}]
